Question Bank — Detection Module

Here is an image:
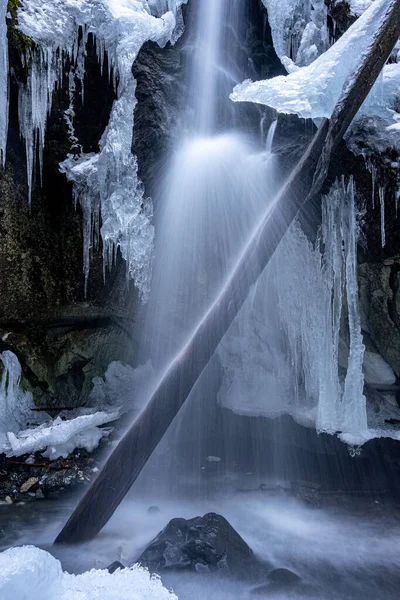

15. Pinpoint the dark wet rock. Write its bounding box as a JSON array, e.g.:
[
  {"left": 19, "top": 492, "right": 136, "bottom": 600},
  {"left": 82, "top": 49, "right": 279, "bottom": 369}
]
[
  {"left": 107, "top": 561, "right": 125, "bottom": 574},
  {"left": 292, "top": 481, "right": 322, "bottom": 507},
  {"left": 251, "top": 568, "right": 302, "bottom": 596},
  {"left": 269, "top": 568, "right": 301, "bottom": 587},
  {"left": 358, "top": 262, "right": 400, "bottom": 378},
  {"left": 325, "top": 0, "right": 357, "bottom": 40},
  {"left": 147, "top": 505, "right": 160, "bottom": 514},
  {"left": 0, "top": 446, "right": 104, "bottom": 503},
  {"left": 138, "top": 512, "right": 255, "bottom": 575}
]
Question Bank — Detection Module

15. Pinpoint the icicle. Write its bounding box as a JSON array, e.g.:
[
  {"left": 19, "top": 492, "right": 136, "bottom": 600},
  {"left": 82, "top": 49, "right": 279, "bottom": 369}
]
[
  {"left": 18, "top": 47, "right": 59, "bottom": 204},
  {"left": 0, "top": 0, "right": 9, "bottom": 168},
  {"left": 0, "top": 351, "right": 36, "bottom": 445},
  {"left": 379, "top": 185, "right": 386, "bottom": 248},
  {"left": 341, "top": 177, "right": 367, "bottom": 434},
  {"left": 370, "top": 162, "right": 376, "bottom": 209}
]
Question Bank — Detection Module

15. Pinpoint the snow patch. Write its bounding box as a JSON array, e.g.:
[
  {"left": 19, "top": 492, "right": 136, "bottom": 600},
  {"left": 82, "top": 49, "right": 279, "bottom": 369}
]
[
  {"left": 0, "top": 546, "right": 178, "bottom": 600},
  {"left": 350, "top": 0, "right": 374, "bottom": 16},
  {"left": 5, "top": 411, "right": 119, "bottom": 459}
]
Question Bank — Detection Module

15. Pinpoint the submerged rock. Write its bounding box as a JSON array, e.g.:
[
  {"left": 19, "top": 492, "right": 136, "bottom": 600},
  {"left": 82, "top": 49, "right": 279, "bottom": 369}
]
[
  {"left": 107, "top": 561, "right": 125, "bottom": 574},
  {"left": 138, "top": 512, "right": 255, "bottom": 575},
  {"left": 251, "top": 568, "right": 302, "bottom": 596}
]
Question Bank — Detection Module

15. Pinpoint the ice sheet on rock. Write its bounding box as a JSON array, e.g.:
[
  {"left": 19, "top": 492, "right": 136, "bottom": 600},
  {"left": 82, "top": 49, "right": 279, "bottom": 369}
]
[
  {"left": 5, "top": 410, "right": 119, "bottom": 459},
  {"left": 232, "top": 0, "right": 397, "bottom": 121},
  {"left": 0, "top": 0, "right": 9, "bottom": 167},
  {"left": 0, "top": 546, "right": 178, "bottom": 600},
  {"left": 0, "top": 351, "right": 41, "bottom": 448},
  {"left": 88, "top": 360, "right": 153, "bottom": 413},
  {"left": 261, "top": 0, "right": 329, "bottom": 70},
  {"left": 17, "top": 0, "right": 184, "bottom": 299},
  {"left": 346, "top": 62, "right": 400, "bottom": 155}
]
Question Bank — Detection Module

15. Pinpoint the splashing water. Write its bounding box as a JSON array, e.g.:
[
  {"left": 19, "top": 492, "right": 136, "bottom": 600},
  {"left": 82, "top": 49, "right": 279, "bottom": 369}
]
[{"left": 141, "top": 133, "right": 277, "bottom": 370}]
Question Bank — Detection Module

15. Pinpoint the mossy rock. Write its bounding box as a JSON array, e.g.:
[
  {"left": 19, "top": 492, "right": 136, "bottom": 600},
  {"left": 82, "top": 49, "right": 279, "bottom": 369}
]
[{"left": 7, "top": 0, "right": 35, "bottom": 66}]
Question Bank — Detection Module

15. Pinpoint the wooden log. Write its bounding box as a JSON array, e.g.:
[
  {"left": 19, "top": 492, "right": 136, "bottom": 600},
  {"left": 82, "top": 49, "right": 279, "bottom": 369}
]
[{"left": 54, "top": 0, "right": 400, "bottom": 544}]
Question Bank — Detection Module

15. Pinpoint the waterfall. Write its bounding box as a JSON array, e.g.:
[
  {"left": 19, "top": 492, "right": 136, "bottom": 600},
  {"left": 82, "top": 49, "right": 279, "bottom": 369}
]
[
  {"left": 137, "top": 0, "right": 277, "bottom": 373},
  {"left": 133, "top": 0, "right": 376, "bottom": 485},
  {"left": 190, "top": 0, "right": 224, "bottom": 134}
]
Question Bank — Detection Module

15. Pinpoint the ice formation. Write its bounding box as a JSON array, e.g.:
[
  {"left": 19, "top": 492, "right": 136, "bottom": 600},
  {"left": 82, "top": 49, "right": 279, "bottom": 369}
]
[
  {"left": 379, "top": 186, "right": 386, "bottom": 247},
  {"left": 349, "top": 0, "right": 375, "bottom": 15},
  {"left": 88, "top": 359, "right": 154, "bottom": 413},
  {"left": 218, "top": 179, "right": 371, "bottom": 444},
  {"left": 233, "top": 0, "right": 400, "bottom": 134},
  {"left": 0, "top": 0, "right": 8, "bottom": 167},
  {"left": 261, "top": 0, "right": 329, "bottom": 71},
  {"left": 0, "top": 351, "right": 38, "bottom": 447},
  {"left": 16, "top": 0, "right": 187, "bottom": 298},
  {"left": 0, "top": 350, "right": 120, "bottom": 459},
  {"left": 0, "top": 546, "right": 178, "bottom": 600},
  {"left": 5, "top": 410, "right": 119, "bottom": 459}
]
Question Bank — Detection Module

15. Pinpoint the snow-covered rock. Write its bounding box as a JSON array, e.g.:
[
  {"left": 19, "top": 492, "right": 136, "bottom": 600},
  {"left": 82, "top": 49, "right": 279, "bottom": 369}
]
[
  {"left": 0, "top": 546, "right": 178, "bottom": 600},
  {"left": 232, "top": 0, "right": 399, "bottom": 129}
]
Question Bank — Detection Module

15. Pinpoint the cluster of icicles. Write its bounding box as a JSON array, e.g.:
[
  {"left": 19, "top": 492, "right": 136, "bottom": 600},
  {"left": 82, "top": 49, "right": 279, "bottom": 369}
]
[{"left": 0, "top": 0, "right": 187, "bottom": 299}]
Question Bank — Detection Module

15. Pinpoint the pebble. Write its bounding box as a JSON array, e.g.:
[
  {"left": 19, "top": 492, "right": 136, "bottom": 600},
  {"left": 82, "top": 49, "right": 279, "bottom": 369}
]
[{"left": 20, "top": 477, "right": 39, "bottom": 493}]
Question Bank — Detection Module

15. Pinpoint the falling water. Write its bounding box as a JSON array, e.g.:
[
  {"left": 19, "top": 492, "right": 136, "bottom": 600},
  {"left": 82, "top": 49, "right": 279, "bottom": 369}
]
[{"left": 138, "top": 0, "right": 277, "bottom": 373}]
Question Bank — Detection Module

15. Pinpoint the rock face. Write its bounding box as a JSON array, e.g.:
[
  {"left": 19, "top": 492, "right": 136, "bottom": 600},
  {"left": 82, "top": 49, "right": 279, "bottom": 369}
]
[
  {"left": 359, "top": 262, "right": 400, "bottom": 379},
  {"left": 0, "top": 29, "right": 136, "bottom": 410},
  {"left": 138, "top": 513, "right": 255, "bottom": 575}
]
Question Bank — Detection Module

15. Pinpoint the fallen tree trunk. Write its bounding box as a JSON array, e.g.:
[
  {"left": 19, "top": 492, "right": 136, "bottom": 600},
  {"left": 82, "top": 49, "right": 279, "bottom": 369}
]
[{"left": 55, "top": 0, "right": 400, "bottom": 544}]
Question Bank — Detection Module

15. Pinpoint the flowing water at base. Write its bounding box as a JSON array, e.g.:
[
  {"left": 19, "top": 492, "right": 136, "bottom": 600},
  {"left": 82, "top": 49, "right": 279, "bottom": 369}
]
[{"left": 1, "top": 489, "right": 400, "bottom": 599}]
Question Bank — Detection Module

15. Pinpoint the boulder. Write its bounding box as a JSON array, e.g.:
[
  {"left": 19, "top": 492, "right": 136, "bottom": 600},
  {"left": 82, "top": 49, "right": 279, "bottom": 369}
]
[{"left": 137, "top": 512, "right": 255, "bottom": 575}]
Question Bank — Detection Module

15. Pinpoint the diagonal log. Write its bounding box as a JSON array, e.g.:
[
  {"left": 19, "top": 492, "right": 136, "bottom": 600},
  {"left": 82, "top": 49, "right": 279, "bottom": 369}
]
[{"left": 55, "top": 0, "right": 400, "bottom": 544}]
